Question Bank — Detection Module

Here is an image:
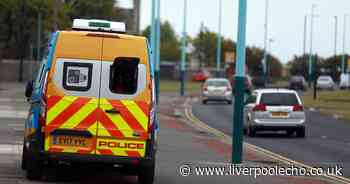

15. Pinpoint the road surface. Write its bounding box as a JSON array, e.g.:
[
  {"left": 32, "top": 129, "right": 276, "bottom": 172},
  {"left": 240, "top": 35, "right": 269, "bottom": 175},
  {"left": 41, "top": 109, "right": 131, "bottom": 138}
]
[{"left": 192, "top": 101, "right": 350, "bottom": 177}]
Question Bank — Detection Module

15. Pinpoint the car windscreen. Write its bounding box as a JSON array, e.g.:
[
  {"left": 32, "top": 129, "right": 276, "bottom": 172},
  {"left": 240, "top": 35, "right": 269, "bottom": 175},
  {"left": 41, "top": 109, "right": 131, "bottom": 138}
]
[
  {"left": 207, "top": 81, "right": 228, "bottom": 87},
  {"left": 260, "top": 93, "right": 299, "bottom": 106}
]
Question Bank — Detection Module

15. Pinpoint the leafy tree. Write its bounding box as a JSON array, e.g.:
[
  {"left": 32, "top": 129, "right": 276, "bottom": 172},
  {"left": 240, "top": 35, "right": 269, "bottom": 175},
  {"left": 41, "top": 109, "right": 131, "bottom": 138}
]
[{"left": 142, "top": 21, "right": 181, "bottom": 61}]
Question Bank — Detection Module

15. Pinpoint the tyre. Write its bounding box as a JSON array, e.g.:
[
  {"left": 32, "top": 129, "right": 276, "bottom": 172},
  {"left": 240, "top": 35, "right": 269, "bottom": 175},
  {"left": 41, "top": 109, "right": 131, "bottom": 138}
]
[
  {"left": 247, "top": 126, "right": 256, "bottom": 137},
  {"left": 202, "top": 100, "right": 208, "bottom": 105},
  {"left": 21, "top": 143, "right": 27, "bottom": 170},
  {"left": 296, "top": 128, "right": 305, "bottom": 138},
  {"left": 227, "top": 100, "right": 232, "bottom": 104},
  {"left": 138, "top": 160, "right": 155, "bottom": 184},
  {"left": 26, "top": 148, "right": 43, "bottom": 180}
]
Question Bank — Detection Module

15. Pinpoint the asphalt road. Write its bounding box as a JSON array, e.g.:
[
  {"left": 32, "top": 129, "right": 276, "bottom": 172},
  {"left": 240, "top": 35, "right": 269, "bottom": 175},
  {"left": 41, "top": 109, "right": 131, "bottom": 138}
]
[{"left": 192, "top": 100, "right": 350, "bottom": 177}]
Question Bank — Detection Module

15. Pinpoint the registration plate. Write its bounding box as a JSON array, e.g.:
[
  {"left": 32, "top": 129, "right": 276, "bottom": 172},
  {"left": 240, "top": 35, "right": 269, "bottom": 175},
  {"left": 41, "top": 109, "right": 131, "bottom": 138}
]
[
  {"left": 51, "top": 136, "right": 92, "bottom": 148},
  {"left": 271, "top": 112, "right": 289, "bottom": 117}
]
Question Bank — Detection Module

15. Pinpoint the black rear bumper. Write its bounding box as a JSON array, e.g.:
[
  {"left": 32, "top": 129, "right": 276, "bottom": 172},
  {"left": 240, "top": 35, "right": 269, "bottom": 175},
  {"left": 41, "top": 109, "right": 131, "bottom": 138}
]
[{"left": 44, "top": 152, "right": 154, "bottom": 167}]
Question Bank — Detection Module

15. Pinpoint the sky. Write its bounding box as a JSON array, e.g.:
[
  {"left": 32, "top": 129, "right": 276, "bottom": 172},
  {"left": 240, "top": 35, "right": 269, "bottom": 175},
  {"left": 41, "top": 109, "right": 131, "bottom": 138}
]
[{"left": 118, "top": 0, "right": 350, "bottom": 64}]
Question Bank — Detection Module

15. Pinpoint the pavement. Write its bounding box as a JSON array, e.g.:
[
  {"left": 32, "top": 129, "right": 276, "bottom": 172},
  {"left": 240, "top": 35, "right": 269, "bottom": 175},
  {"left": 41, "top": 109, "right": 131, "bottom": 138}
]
[{"left": 0, "top": 82, "right": 340, "bottom": 184}]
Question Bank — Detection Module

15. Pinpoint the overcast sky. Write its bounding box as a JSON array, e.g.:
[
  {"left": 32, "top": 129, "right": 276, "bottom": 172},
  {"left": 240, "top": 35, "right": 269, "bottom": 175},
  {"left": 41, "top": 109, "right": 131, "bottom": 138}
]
[{"left": 118, "top": 0, "right": 350, "bottom": 64}]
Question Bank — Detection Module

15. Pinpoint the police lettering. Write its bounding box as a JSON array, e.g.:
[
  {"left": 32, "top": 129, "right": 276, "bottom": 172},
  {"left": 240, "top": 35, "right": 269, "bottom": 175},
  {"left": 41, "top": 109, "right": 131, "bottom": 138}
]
[{"left": 98, "top": 141, "right": 144, "bottom": 149}]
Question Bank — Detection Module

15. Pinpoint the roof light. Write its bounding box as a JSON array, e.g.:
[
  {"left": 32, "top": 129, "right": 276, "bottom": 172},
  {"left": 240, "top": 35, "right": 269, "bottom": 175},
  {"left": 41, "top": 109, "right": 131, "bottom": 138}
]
[{"left": 72, "top": 19, "right": 126, "bottom": 33}]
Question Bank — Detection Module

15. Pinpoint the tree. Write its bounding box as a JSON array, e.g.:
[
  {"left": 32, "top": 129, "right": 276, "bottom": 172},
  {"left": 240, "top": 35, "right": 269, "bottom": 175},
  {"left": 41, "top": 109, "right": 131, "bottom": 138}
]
[
  {"left": 142, "top": 21, "right": 181, "bottom": 61},
  {"left": 287, "top": 54, "right": 324, "bottom": 81}
]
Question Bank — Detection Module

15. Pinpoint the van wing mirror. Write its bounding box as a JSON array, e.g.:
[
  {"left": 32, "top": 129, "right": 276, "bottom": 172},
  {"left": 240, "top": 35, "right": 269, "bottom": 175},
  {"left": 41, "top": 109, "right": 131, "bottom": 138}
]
[{"left": 25, "top": 80, "right": 34, "bottom": 98}]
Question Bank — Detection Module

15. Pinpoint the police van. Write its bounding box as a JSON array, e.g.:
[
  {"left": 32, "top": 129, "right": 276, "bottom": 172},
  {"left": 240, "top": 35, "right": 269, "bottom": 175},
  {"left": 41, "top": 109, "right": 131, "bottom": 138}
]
[{"left": 23, "top": 19, "right": 157, "bottom": 184}]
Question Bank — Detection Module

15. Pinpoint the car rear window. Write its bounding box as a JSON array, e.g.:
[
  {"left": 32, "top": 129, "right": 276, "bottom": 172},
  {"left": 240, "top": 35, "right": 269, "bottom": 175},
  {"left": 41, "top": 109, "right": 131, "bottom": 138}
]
[
  {"left": 260, "top": 93, "right": 299, "bottom": 106},
  {"left": 207, "top": 81, "right": 228, "bottom": 87}
]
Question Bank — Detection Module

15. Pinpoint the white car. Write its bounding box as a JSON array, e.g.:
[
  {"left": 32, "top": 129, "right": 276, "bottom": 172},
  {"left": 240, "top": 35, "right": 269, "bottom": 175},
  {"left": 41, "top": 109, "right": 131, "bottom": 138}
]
[
  {"left": 339, "top": 73, "right": 350, "bottom": 89},
  {"left": 202, "top": 78, "right": 232, "bottom": 104},
  {"left": 316, "top": 75, "right": 335, "bottom": 90},
  {"left": 244, "top": 89, "right": 306, "bottom": 138}
]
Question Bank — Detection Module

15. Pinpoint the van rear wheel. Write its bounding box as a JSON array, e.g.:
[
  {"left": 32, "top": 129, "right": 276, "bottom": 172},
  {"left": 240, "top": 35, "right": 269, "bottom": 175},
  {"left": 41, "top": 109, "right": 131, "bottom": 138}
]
[
  {"left": 138, "top": 159, "right": 155, "bottom": 184},
  {"left": 26, "top": 148, "right": 43, "bottom": 180}
]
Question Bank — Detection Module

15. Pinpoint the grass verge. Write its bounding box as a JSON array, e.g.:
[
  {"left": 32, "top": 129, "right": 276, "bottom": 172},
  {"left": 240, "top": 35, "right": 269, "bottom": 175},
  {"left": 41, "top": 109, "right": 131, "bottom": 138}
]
[
  {"left": 160, "top": 80, "right": 203, "bottom": 93},
  {"left": 302, "top": 90, "right": 350, "bottom": 121}
]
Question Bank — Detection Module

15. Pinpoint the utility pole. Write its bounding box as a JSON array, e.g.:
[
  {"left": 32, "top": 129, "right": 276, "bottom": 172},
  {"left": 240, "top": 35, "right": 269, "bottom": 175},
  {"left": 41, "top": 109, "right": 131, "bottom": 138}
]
[
  {"left": 342, "top": 14, "right": 347, "bottom": 74},
  {"left": 232, "top": 0, "right": 247, "bottom": 164},
  {"left": 216, "top": 0, "right": 223, "bottom": 77},
  {"left": 18, "top": 0, "right": 26, "bottom": 82},
  {"left": 37, "top": 12, "right": 42, "bottom": 62},
  {"left": 308, "top": 4, "right": 316, "bottom": 87},
  {"left": 262, "top": 0, "right": 269, "bottom": 85},
  {"left": 155, "top": 0, "right": 161, "bottom": 103},
  {"left": 53, "top": 0, "right": 59, "bottom": 31},
  {"left": 180, "top": 0, "right": 187, "bottom": 96}
]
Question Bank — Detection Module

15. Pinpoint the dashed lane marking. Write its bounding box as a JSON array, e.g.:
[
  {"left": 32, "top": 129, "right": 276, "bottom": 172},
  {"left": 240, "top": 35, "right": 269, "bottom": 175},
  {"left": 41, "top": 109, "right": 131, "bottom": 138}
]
[
  {"left": 0, "top": 110, "right": 27, "bottom": 119},
  {"left": 0, "top": 144, "right": 22, "bottom": 155}
]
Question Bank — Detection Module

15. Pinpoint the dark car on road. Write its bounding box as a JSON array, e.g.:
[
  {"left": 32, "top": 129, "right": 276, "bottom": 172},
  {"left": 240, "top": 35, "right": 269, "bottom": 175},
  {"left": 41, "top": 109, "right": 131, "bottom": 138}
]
[{"left": 289, "top": 76, "right": 307, "bottom": 91}]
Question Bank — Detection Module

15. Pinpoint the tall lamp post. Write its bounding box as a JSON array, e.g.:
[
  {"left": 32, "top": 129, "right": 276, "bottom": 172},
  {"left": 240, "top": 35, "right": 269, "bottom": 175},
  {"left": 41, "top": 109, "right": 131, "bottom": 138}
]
[
  {"left": 308, "top": 4, "right": 316, "bottom": 87},
  {"left": 180, "top": 0, "right": 188, "bottom": 96},
  {"left": 232, "top": 0, "right": 248, "bottom": 164},
  {"left": 341, "top": 14, "right": 347, "bottom": 74},
  {"left": 216, "top": 0, "right": 223, "bottom": 77},
  {"left": 155, "top": 0, "right": 161, "bottom": 103},
  {"left": 262, "top": 0, "right": 269, "bottom": 84}
]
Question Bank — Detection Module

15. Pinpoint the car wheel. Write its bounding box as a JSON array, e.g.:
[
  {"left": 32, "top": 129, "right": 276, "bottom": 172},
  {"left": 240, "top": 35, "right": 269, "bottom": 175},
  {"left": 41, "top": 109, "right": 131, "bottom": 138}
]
[
  {"left": 202, "top": 100, "right": 208, "bottom": 105},
  {"left": 138, "top": 159, "right": 155, "bottom": 184},
  {"left": 247, "top": 126, "right": 256, "bottom": 137},
  {"left": 26, "top": 146, "right": 43, "bottom": 180},
  {"left": 21, "top": 143, "right": 27, "bottom": 170},
  {"left": 296, "top": 128, "right": 305, "bottom": 138},
  {"left": 227, "top": 100, "right": 232, "bottom": 104}
]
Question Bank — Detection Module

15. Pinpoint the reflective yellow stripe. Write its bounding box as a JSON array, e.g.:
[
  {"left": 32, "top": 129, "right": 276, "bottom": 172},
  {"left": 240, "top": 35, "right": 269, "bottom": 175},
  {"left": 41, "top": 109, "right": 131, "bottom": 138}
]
[
  {"left": 60, "top": 98, "right": 98, "bottom": 129},
  {"left": 46, "top": 96, "right": 77, "bottom": 123},
  {"left": 87, "top": 122, "right": 98, "bottom": 136},
  {"left": 99, "top": 99, "right": 132, "bottom": 137},
  {"left": 121, "top": 100, "right": 148, "bottom": 130}
]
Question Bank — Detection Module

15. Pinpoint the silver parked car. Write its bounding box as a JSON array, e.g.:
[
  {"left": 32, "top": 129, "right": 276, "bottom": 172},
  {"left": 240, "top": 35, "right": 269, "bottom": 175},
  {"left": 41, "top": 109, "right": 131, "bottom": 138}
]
[
  {"left": 316, "top": 75, "right": 335, "bottom": 90},
  {"left": 244, "top": 89, "right": 306, "bottom": 137},
  {"left": 202, "top": 78, "right": 232, "bottom": 104}
]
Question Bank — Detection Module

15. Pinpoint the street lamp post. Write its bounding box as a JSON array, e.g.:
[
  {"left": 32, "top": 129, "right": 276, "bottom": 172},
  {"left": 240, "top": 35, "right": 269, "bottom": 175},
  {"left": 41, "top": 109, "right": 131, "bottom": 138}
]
[
  {"left": 334, "top": 16, "right": 338, "bottom": 78},
  {"left": 262, "top": 0, "right": 269, "bottom": 85},
  {"left": 180, "top": 0, "right": 187, "bottom": 96},
  {"left": 342, "top": 14, "right": 347, "bottom": 74},
  {"left": 308, "top": 4, "right": 316, "bottom": 87},
  {"left": 266, "top": 38, "right": 273, "bottom": 81},
  {"left": 216, "top": 0, "right": 222, "bottom": 77},
  {"left": 232, "top": 0, "right": 248, "bottom": 164},
  {"left": 155, "top": 0, "right": 161, "bottom": 103}
]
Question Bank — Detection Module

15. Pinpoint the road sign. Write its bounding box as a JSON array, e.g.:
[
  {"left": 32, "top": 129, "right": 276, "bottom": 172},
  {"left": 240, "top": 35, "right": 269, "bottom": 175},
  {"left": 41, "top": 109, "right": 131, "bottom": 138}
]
[{"left": 225, "top": 52, "right": 236, "bottom": 63}]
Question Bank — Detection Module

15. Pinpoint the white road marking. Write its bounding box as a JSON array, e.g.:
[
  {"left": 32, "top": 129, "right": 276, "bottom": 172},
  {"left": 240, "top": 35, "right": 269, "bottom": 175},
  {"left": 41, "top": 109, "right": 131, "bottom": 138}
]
[
  {"left": 0, "top": 98, "right": 25, "bottom": 103},
  {"left": 0, "top": 110, "right": 27, "bottom": 119},
  {"left": 0, "top": 144, "right": 22, "bottom": 155},
  {"left": 7, "top": 124, "right": 24, "bottom": 128}
]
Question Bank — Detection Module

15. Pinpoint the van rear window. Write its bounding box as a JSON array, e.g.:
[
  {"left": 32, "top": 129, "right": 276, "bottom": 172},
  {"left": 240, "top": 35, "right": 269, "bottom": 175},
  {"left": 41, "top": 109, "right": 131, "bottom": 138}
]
[
  {"left": 109, "top": 58, "right": 139, "bottom": 95},
  {"left": 63, "top": 62, "right": 92, "bottom": 91}
]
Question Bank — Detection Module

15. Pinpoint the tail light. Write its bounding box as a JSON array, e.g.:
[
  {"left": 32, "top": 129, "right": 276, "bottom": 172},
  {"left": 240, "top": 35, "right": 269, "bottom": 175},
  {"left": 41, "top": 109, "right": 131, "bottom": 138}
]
[
  {"left": 226, "top": 86, "right": 232, "bottom": 92},
  {"left": 203, "top": 86, "right": 208, "bottom": 92},
  {"left": 293, "top": 104, "right": 304, "bottom": 112},
  {"left": 253, "top": 104, "right": 266, "bottom": 112}
]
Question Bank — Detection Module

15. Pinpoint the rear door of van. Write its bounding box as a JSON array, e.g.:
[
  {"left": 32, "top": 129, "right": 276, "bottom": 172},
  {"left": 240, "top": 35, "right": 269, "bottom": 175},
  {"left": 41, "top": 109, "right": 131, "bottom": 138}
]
[
  {"left": 45, "top": 32, "right": 102, "bottom": 155},
  {"left": 96, "top": 35, "right": 151, "bottom": 158}
]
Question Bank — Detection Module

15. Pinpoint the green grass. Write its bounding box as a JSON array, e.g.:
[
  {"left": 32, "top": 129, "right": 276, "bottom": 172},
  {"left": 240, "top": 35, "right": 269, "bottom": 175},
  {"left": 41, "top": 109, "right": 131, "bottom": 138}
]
[
  {"left": 159, "top": 80, "right": 203, "bottom": 93},
  {"left": 302, "top": 90, "right": 350, "bottom": 121}
]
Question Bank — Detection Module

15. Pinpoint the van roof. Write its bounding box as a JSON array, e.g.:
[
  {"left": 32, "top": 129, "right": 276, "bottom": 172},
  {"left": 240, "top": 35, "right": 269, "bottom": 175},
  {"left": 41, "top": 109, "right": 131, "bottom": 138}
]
[{"left": 59, "top": 30, "right": 147, "bottom": 41}]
